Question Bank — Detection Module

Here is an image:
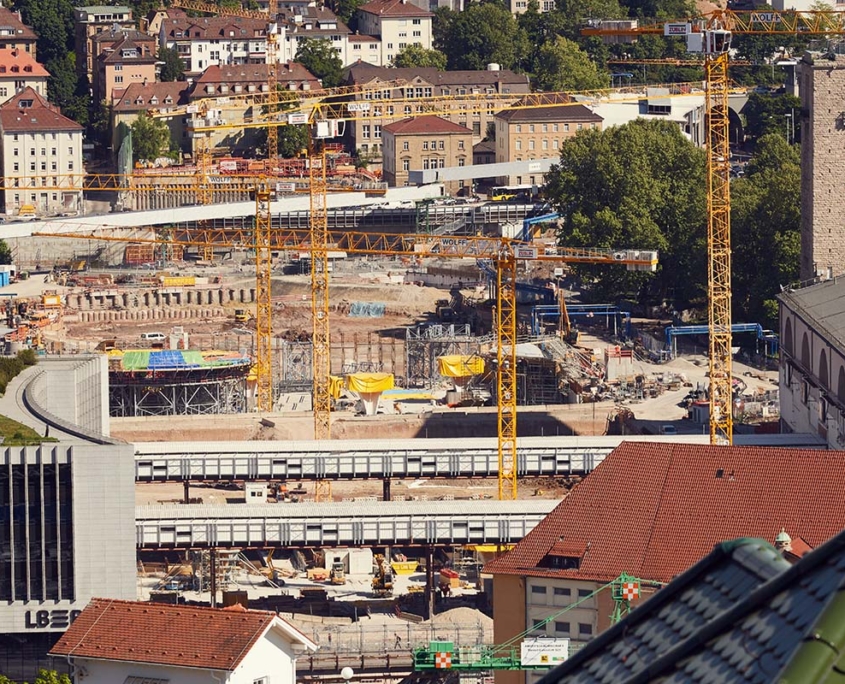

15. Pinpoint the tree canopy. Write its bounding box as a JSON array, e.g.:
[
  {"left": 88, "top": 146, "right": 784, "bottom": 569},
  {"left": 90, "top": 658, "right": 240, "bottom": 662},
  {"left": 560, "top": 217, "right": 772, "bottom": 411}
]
[
  {"left": 545, "top": 118, "right": 707, "bottom": 305},
  {"left": 295, "top": 38, "right": 343, "bottom": 88},
  {"left": 440, "top": 2, "right": 528, "bottom": 71},
  {"left": 743, "top": 92, "right": 801, "bottom": 142},
  {"left": 131, "top": 115, "right": 172, "bottom": 162},
  {"left": 533, "top": 37, "right": 609, "bottom": 91},
  {"left": 158, "top": 46, "right": 185, "bottom": 82},
  {"left": 392, "top": 45, "right": 448, "bottom": 70},
  {"left": 730, "top": 134, "right": 800, "bottom": 326}
]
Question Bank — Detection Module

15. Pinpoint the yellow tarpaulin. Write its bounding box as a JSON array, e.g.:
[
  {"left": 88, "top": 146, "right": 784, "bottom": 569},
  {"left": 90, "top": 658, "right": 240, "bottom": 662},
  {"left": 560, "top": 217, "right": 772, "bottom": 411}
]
[
  {"left": 329, "top": 375, "right": 344, "bottom": 399},
  {"left": 346, "top": 372, "right": 395, "bottom": 393},
  {"left": 438, "top": 355, "right": 485, "bottom": 378}
]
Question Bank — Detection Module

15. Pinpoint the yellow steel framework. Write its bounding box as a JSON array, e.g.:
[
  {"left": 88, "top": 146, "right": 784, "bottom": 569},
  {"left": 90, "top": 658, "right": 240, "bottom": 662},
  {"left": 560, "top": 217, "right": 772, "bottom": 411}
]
[
  {"left": 254, "top": 184, "right": 274, "bottom": 412},
  {"left": 309, "top": 150, "right": 331, "bottom": 440},
  {"left": 496, "top": 252, "right": 518, "bottom": 501},
  {"left": 705, "top": 51, "right": 733, "bottom": 444}
]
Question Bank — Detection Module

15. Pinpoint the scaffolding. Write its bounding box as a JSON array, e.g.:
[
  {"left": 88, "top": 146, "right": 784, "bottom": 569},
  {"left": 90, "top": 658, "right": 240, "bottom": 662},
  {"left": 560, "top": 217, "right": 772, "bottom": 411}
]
[
  {"left": 109, "top": 365, "right": 249, "bottom": 417},
  {"left": 405, "top": 324, "right": 480, "bottom": 388}
]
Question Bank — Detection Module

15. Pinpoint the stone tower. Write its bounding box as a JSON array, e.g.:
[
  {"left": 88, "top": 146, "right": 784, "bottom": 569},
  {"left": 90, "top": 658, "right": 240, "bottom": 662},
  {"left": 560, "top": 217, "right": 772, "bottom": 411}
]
[{"left": 799, "top": 51, "right": 845, "bottom": 281}]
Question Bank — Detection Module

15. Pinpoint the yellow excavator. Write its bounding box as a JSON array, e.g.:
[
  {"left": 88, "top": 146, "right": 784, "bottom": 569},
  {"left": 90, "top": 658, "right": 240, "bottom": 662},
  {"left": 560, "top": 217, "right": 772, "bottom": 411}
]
[{"left": 372, "top": 554, "right": 394, "bottom": 597}]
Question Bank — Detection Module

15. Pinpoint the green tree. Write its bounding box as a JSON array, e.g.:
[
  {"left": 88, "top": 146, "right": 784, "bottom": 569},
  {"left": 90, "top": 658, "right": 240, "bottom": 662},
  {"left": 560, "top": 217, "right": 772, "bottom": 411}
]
[
  {"left": 33, "top": 671, "right": 72, "bottom": 684},
  {"left": 130, "top": 114, "right": 171, "bottom": 162},
  {"left": 46, "top": 54, "right": 89, "bottom": 126},
  {"left": 392, "top": 45, "right": 447, "bottom": 69},
  {"left": 545, "top": 118, "right": 707, "bottom": 305},
  {"left": 432, "top": 6, "right": 455, "bottom": 52},
  {"left": 0, "top": 240, "right": 12, "bottom": 266},
  {"left": 327, "top": 0, "right": 365, "bottom": 29},
  {"left": 743, "top": 92, "right": 801, "bottom": 142},
  {"left": 441, "top": 2, "right": 528, "bottom": 71},
  {"left": 534, "top": 37, "right": 609, "bottom": 91},
  {"left": 158, "top": 45, "right": 185, "bottom": 82},
  {"left": 295, "top": 38, "right": 343, "bottom": 88},
  {"left": 259, "top": 123, "right": 309, "bottom": 158},
  {"left": 731, "top": 134, "right": 800, "bottom": 325}
]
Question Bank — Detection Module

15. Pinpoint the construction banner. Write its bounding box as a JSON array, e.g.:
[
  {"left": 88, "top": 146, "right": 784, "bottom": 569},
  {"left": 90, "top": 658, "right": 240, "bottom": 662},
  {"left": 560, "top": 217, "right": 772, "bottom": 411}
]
[
  {"left": 437, "top": 355, "right": 484, "bottom": 378},
  {"left": 346, "top": 372, "right": 395, "bottom": 394}
]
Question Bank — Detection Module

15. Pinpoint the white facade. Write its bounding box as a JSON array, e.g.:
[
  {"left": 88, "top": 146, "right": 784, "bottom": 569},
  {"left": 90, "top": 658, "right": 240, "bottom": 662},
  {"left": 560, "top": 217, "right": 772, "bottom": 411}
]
[
  {"left": 778, "top": 280, "right": 845, "bottom": 449},
  {"left": 0, "top": 128, "right": 83, "bottom": 216},
  {"left": 159, "top": 25, "right": 288, "bottom": 74},
  {"left": 356, "top": 10, "right": 432, "bottom": 65},
  {"left": 0, "top": 444, "right": 136, "bottom": 635},
  {"left": 69, "top": 620, "right": 311, "bottom": 684}
]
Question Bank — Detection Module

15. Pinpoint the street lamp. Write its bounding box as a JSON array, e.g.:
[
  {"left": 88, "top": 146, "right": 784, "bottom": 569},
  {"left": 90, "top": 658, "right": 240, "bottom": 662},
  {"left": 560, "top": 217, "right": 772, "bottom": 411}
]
[{"left": 590, "top": 386, "right": 599, "bottom": 435}]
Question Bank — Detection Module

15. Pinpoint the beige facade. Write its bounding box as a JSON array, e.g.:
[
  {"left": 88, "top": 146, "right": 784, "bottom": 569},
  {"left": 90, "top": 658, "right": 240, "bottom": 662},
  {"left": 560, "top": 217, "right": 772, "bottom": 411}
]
[
  {"left": 799, "top": 51, "right": 845, "bottom": 281},
  {"left": 94, "top": 36, "right": 156, "bottom": 104},
  {"left": 382, "top": 115, "right": 472, "bottom": 193},
  {"left": 73, "top": 5, "right": 134, "bottom": 81},
  {"left": 0, "top": 8, "right": 38, "bottom": 58},
  {"left": 344, "top": 64, "right": 530, "bottom": 160},
  {"left": 495, "top": 104, "right": 603, "bottom": 185},
  {"left": 0, "top": 49, "right": 48, "bottom": 105}
]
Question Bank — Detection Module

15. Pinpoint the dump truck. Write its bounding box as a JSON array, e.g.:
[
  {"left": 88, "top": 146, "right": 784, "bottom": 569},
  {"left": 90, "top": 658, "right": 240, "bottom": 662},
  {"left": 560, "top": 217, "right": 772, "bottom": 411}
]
[{"left": 234, "top": 309, "right": 249, "bottom": 324}]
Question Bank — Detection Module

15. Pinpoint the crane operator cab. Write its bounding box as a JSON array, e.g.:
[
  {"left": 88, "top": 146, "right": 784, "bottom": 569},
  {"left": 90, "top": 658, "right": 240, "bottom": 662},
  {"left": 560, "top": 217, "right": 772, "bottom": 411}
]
[{"left": 664, "top": 23, "right": 731, "bottom": 55}]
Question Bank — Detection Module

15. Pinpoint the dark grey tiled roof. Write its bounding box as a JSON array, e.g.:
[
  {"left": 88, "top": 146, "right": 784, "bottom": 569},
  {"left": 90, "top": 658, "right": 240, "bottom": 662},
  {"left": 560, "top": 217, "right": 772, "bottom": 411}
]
[
  {"left": 538, "top": 529, "right": 845, "bottom": 684},
  {"left": 778, "top": 277, "right": 845, "bottom": 350}
]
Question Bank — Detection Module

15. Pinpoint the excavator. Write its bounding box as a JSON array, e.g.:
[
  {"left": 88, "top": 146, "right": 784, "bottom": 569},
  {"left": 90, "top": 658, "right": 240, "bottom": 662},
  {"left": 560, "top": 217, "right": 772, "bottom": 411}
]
[
  {"left": 558, "top": 288, "right": 580, "bottom": 346},
  {"left": 372, "top": 554, "right": 394, "bottom": 597},
  {"left": 329, "top": 559, "right": 346, "bottom": 585}
]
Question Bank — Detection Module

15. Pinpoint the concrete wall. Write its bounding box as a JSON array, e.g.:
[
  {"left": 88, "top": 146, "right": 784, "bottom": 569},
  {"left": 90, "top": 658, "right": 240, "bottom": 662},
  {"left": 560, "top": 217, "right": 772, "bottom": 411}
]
[
  {"left": 799, "top": 52, "right": 845, "bottom": 280},
  {"left": 28, "top": 355, "right": 110, "bottom": 438}
]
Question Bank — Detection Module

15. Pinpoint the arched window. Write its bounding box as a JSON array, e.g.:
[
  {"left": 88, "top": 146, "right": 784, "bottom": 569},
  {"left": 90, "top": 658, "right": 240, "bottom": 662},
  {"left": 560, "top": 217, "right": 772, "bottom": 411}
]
[
  {"left": 838, "top": 367, "right": 845, "bottom": 406},
  {"left": 801, "top": 333, "right": 811, "bottom": 368},
  {"left": 784, "top": 318, "right": 793, "bottom": 354},
  {"left": 820, "top": 349, "right": 829, "bottom": 389}
]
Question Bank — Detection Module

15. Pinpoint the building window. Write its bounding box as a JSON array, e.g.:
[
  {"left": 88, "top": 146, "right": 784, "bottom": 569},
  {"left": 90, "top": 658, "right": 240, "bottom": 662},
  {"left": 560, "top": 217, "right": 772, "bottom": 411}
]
[
  {"left": 578, "top": 589, "right": 592, "bottom": 599},
  {"left": 413, "top": 30, "right": 421, "bottom": 37},
  {"left": 413, "top": 18, "right": 421, "bottom": 24},
  {"left": 423, "top": 159, "right": 429, "bottom": 170},
  {"left": 115, "top": 75, "right": 123, "bottom": 84},
  {"left": 515, "top": 140, "right": 522, "bottom": 151},
  {"left": 29, "top": 162, "right": 34, "bottom": 171},
  {"left": 515, "top": 124, "right": 521, "bottom": 133},
  {"left": 402, "top": 141, "right": 409, "bottom": 151},
  {"left": 579, "top": 623, "right": 593, "bottom": 636},
  {"left": 458, "top": 140, "right": 464, "bottom": 150},
  {"left": 13, "top": 148, "right": 17, "bottom": 156},
  {"left": 529, "top": 124, "right": 535, "bottom": 133},
  {"left": 533, "top": 619, "right": 545, "bottom": 630},
  {"left": 553, "top": 123, "right": 559, "bottom": 132},
  {"left": 458, "top": 157, "right": 465, "bottom": 167},
  {"left": 553, "top": 140, "right": 559, "bottom": 149},
  {"left": 554, "top": 587, "right": 571, "bottom": 596},
  {"left": 438, "top": 158, "right": 445, "bottom": 168},
  {"left": 68, "top": 161, "right": 73, "bottom": 170},
  {"left": 374, "top": 125, "right": 381, "bottom": 139},
  {"left": 554, "top": 621, "right": 570, "bottom": 634},
  {"left": 531, "top": 585, "right": 547, "bottom": 595},
  {"left": 542, "top": 139, "right": 548, "bottom": 150},
  {"left": 438, "top": 140, "right": 444, "bottom": 150},
  {"left": 362, "top": 125, "right": 370, "bottom": 139},
  {"left": 423, "top": 141, "right": 429, "bottom": 150},
  {"left": 564, "top": 123, "right": 570, "bottom": 132},
  {"left": 528, "top": 139, "right": 535, "bottom": 150},
  {"left": 12, "top": 162, "right": 17, "bottom": 171},
  {"left": 577, "top": 123, "right": 583, "bottom": 130},
  {"left": 402, "top": 159, "right": 410, "bottom": 171}
]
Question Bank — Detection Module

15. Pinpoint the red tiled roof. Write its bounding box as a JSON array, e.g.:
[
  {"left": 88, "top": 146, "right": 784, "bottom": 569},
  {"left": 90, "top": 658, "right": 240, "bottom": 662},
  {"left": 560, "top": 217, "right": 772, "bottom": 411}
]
[
  {"left": 485, "top": 443, "right": 845, "bottom": 583},
  {"left": 383, "top": 115, "right": 472, "bottom": 135},
  {"left": 163, "top": 16, "right": 267, "bottom": 39},
  {"left": 0, "top": 87, "right": 82, "bottom": 132},
  {"left": 49, "top": 599, "right": 311, "bottom": 671},
  {"left": 192, "top": 62, "right": 320, "bottom": 89},
  {"left": 112, "top": 81, "right": 189, "bottom": 112},
  {"left": 358, "top": 0, "right": 432, "bottom": 17},
  {"left": 0, "top": 49, "right": 48, "bottom": 77}
]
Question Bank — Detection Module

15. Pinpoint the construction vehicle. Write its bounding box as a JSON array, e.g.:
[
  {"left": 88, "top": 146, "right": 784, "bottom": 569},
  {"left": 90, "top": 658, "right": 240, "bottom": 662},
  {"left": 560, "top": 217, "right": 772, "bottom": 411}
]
[
  {"left": 372, "top": 554, "right": 394, "bottom": 597},
  {"left": 435, "top": 299, "right": 454, "bottom": 322},
  {"left": 234, "top": 309, "right": 250, "bottom": 324},
  {"left": 329, "top": 559, "right": 346, "bottom": 585}
]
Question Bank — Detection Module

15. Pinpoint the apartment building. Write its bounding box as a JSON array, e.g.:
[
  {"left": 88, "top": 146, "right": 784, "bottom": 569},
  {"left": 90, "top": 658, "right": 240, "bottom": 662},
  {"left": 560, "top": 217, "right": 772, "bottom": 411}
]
[
  {"left": 0, "top": 49, "right": 48, "bottom": 105},
  {"left": 279, "top": 4, "right": 366, "bottom": 65},
  {"left": 344, "top": 63, "right": 530, "bottom": 159},
  {"left": 494, "top": 101, "right": 602, "bottom": 185},
  {"left": 73, "top": 5, "right": 134, "bottom": 81},
  {"left": 510, "top": 0, "right": 556, "bottom": 12},
  {"left": 0, "top": 8, "right": 38, "bottom": 58},
  {"left": 159, "top": 16, "right": 283, "bottom": 78},
  {"left": 94, "top": 35, "right": 157, "bottom": 104},
  {"left": 356, "top": 0, "right": 432, "bottom": 65},
  {"left": 140, "top": 7, "right": 187, "bottom": 36},
  {"left": 188, "top": 62, "right": 320, "bottom": 153},
  {"left": 382, "top": 115, "right": 472, "bottom": 192},
  {"left": 0, "top": 88, "right": 84, "bottom": 216},
  {"left": 111, "top": 81, "right": 188, "bottom": 158}
]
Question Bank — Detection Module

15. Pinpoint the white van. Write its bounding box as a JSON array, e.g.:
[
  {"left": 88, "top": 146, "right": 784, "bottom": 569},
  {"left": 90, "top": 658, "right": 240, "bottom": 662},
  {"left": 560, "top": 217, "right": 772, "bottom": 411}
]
[{"left": 140, "top": 332, "right": 166, "bottom": 342}]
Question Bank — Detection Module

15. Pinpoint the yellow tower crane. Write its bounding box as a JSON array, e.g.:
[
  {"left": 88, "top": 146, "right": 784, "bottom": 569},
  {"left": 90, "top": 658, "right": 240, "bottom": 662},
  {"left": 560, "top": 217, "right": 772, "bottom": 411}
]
[
  {"left": 584, "top": 9, "right": 845, "bottom": 445},
  {"left": 33, "top": 221, "right": 657, "bottom": 500}
]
